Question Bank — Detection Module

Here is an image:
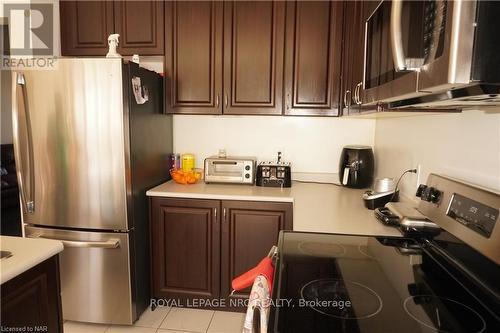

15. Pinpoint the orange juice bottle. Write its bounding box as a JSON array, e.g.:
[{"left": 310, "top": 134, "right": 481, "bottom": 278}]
[{"left": 181, "top": 154, "right": 195, "bottom": 172}]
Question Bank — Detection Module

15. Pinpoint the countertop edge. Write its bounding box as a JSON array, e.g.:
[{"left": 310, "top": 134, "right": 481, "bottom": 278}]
[
  {"left": 0, "top": 239, "right": 64, "bottom": 285},
  {"left": 146, "top": 190, "right": 294, "bottom": 203}
]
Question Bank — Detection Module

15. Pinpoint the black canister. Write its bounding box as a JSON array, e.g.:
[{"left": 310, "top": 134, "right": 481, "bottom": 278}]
[{"left": 338, "top": 145, "right": 374, "bottom": 188}]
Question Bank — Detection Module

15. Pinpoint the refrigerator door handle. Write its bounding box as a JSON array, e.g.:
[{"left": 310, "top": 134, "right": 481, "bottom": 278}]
[
  {"left": 12, "top": 72, "right": 35, "bottom": 214},
  {"left": 28, "top": 234, "right": 120, "bottom": 249}
]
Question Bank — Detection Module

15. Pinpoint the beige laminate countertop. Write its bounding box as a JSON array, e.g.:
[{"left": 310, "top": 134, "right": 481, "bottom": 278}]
[
  {"left": 147, "top": 181, "right": 402, "bottom": 237},
  {"left": 0, "top": 236, "right": 64, "bottom": 284}
]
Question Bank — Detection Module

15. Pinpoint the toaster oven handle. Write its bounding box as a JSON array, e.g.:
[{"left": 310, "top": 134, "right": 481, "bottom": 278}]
[{"left": 212, "top": 161, "right": 238, "bottom": 165}]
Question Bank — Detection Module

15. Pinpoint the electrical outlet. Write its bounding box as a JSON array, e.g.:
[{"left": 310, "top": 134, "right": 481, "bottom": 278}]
[{"left": 416, "top": 164, "right": 422, "bottom": 188}]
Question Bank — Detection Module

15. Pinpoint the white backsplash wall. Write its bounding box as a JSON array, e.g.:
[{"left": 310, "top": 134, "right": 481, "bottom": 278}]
[
  {"left": 374, "top": 109, "right": 500, "bottom": 200},
  {"left": 173, "top": 115, "right": 376, "bottom": 174}
]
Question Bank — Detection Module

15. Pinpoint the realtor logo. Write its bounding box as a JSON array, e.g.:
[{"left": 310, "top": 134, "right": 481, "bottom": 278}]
[{"left": 4, "top": 3, "right": 53, "bottom": 56}]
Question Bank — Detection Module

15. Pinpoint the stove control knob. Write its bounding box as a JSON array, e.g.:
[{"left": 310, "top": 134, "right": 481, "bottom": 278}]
[
  {"left": 421, "top": 186, "right": 442, "bottom": 204},
  {"left": 407, "top": 283, "right": 420, "bottom": 296},
  {"left": 416, "top": 184, "right": 427, "bottom": 197}
]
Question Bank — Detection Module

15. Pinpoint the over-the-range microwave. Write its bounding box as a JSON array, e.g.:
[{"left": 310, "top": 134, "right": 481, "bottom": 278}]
[{"left": 361, "top": 0, "right": 500, "bottom": 109}]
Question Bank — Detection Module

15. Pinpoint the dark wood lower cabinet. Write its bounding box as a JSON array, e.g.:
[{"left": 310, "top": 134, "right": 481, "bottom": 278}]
[
  {"left": 150, "top": 197, "right": 293, "bottom": 310},
  {"left": 220, "top": 200, "right": 293, "bottom": 308},
  {"left": 1, "top": 256, "right": 63, "bottom": 333},
  {"left": 151, "top": 198, "right": 220, "bottom": 301}
]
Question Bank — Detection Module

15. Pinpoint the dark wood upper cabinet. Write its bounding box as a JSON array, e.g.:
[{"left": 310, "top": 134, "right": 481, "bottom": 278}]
[
  {"left": 164, "top": 1, "right": 223, "bottom": 115},
  {"left": 223, "top": 1, "right": 285, "bottom": 115},
  {"left": 60, "top": 1, "right": 164, "bottom": 56},
  {"left": 60, "top": 1, "right": 114, "bottom": 56},
  {"left": 284, "top": 1, "right": 343, "bottom": 116},
  {"left": 341, "top": 1, "right": 376, "bottom": 115},
  {"left": 114, "top": 1, "right": 164, "bottom": 56},
  {"left": 220, "top": 201, "right": 293, "bottom": 301},
  {"left": 341, "top": 0, "right": 362, "bottom": 115},
  {"left": 151, "top": 197, "right": 220, "bottom": 301}
]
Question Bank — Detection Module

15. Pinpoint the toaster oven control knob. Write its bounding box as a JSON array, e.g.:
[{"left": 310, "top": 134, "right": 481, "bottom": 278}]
[
  {"left": 245, "top": 165, "right": 250, "bottom": 171},
  {"left": 245, "top": 174, "right": 250, "bottom": 179}
]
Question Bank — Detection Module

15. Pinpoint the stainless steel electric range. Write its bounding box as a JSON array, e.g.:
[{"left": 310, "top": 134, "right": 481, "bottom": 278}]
[{"left": 269, "top": 174, "right": 499, "bottom": 333}]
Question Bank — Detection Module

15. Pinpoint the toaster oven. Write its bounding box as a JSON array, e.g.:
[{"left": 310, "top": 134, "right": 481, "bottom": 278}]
[{"left": 204, "top": 156, "right": 256, "bottom": 184}]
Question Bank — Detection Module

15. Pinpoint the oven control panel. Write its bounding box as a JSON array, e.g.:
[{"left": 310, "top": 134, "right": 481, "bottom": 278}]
[
  {"left": 446, "top": 193, "right": 498, "bottom": 238},
  {"left": 418, "top": 174, "right": 500, "bottom": 266}
]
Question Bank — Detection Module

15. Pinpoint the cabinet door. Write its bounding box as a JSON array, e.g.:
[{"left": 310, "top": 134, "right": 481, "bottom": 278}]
[
  {"left": 220, "top": 201, "right": 293, "bottom": 303},
  {"left": 114, "top": 1, "right": 164, "bottom": 55},
  {"left": 1, "top": 256, "right": 62, "bottom": 333},
  {"left": 284, "top": 1, "right": 343, "bottom": 116},
  {"left": 223, "top": 1, "right": 285, "bottom": 115},
  {"left": 165, "top": 1, "right": 223, "bottom": 114},
  {"left": 342, "top": 1, "right": 377, "bottom": 115},
  {"left": 151, "top": 198, "right": 220, "bottom": 301},
  {"left": 60, "top": 1, "right": 114, "bottom": 56}
]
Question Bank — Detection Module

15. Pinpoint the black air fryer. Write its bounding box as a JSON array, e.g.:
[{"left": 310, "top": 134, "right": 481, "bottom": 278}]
[{"left": 338, "top": 145, "right": 374, "bottom": 188}]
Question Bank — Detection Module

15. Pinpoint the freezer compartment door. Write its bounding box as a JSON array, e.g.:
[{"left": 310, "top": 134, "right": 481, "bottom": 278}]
[
  {"left": 25, "top": 226, "right": 135, "bottom": 325},
  {"left": 12, "top": 58, "right": 129, "bottom": 231}
]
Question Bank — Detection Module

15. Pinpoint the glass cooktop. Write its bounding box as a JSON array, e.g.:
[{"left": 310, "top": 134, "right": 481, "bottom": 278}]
[{"left": 269, "top": 232, "right": 500, "bottom": 333}]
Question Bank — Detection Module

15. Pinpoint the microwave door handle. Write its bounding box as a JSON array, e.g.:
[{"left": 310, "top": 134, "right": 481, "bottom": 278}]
[
  {"left": 390, "top": 0, "right": 408, "bottom": 72},
  {"left": 12, "top": 73, "right": 35, "bottom": 214}
]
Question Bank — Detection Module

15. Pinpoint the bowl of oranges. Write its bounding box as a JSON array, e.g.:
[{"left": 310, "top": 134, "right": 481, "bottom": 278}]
[{"left": 170, "top": 168, "right": 203, "bottom": 185}]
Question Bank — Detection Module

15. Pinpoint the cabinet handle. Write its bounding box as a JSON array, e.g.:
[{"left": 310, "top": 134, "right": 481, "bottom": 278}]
[
  {"left": 216, "top": 94, "right": 219, "bottom": 108},
  {"left": 222, "top": 208, "right": 228, "bottom": 233},
  {"left": 358, "top": 82, "right": 363, "bottom": 105},
  {"left": 354, "top": 83, "right": 359, "bottom": 105},
  {"left": 214, "top": 208, "right": 217, "bottom": 219},
  {"left": 343, "top": 90, "right": 351, "bottom": 108},
  {"left": 355, "top": 82, "right": 362, "bottom": 105},
  {"left": 224, "top": 94, "right": 228, "bottom": 107}
]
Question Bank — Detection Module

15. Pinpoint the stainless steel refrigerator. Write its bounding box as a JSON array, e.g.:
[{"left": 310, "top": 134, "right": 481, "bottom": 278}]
[{"left": 11, "top": 58, "right": 172, "bottom": 325}]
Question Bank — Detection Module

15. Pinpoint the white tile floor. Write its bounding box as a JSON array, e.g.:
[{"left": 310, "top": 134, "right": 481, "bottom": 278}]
[{"left": 63, "top": 307, "right": 245, "bottom": 333}]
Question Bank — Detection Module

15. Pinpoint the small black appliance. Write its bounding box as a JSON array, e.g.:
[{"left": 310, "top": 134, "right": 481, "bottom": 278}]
[
  {"left": 338, "top": 145, "right": 374, "bottom": 188},
  {"left": 256, "top": 152, "right": 291, "bottom": 188}
]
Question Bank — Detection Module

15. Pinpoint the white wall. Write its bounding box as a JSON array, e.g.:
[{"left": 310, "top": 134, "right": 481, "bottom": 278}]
[
  {"left": 374, "top": 108, "right": 500, "bottom": 200},
  {"left": 173, "top": 115, "right": 376, "bottom": 174}
]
